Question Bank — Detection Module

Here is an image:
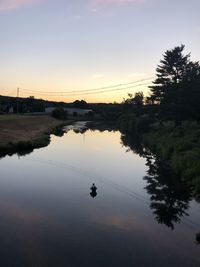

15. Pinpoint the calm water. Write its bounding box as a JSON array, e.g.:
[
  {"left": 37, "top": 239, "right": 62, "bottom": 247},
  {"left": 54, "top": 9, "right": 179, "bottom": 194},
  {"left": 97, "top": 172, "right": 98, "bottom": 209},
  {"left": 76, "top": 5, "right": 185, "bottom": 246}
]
[{"left": 0, "top": 122, "right": 199, "bottom": 267}]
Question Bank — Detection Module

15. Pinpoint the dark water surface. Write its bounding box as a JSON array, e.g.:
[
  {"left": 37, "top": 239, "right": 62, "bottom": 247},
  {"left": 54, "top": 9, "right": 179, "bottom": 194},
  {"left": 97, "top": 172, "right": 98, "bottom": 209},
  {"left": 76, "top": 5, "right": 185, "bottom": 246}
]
[{"left": 0, "top": 123, "right": 199, "bottom": 267}]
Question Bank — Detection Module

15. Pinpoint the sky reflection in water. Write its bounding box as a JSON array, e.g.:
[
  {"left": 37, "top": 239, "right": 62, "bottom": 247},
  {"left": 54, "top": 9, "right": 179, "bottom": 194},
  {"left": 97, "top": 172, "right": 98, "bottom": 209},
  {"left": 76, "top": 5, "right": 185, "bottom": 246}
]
[{"left": 0, "top": 126, "right": 199, "bottom": 266}]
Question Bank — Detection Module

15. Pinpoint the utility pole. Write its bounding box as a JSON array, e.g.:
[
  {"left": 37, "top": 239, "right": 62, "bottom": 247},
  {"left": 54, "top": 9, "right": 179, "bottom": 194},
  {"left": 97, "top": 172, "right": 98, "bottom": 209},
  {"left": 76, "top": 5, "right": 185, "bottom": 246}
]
[{"left": 17, "top": 88, "right": 19, "bottom": 114}]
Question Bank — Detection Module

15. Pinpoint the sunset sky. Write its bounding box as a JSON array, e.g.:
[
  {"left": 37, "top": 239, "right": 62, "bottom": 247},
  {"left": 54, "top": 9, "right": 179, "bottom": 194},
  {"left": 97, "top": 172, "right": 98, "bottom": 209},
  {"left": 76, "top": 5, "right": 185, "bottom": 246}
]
[{"left": 0, "top": 0, "right": 199, "bottom": 103}]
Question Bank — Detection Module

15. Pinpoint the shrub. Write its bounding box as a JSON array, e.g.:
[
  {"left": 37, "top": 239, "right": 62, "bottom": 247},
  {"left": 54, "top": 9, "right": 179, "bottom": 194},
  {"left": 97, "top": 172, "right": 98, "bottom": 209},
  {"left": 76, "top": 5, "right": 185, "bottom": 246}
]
[{"left": 52, "top": 107, "right": 68, "bottom": 120}]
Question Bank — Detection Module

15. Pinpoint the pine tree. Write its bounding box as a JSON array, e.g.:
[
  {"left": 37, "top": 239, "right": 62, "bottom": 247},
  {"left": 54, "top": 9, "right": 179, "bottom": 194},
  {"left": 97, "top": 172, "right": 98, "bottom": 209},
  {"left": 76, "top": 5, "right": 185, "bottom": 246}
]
[
  {"left": 150, "top": 45, "right": 190, "bottom": 103},
  {"left": 149, "top": 45, "right": 200, "bottom": 120}
]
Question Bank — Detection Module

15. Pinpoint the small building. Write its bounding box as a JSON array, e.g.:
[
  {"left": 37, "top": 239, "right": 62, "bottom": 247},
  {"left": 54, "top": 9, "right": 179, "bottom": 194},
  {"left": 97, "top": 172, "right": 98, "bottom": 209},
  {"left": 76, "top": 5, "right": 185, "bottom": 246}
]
[
  {"left": 65, "top": 108, "right": 93, "bottom": 116},
  {"left": 45, "top": 107, "right": 56, "bottom": 114},
  {"left": 9, "top": 106, "right": 14, "bottom": 113},
  {"left": 45, "top": 107, "right": 93, "bottom": 116}
]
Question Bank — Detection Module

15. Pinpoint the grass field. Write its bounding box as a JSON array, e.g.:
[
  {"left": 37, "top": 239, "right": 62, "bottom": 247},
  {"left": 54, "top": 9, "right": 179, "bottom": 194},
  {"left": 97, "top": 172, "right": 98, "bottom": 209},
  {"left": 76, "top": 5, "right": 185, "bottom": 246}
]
[{"left": 0, "top": 115, "right": 67, "bottom": 145}]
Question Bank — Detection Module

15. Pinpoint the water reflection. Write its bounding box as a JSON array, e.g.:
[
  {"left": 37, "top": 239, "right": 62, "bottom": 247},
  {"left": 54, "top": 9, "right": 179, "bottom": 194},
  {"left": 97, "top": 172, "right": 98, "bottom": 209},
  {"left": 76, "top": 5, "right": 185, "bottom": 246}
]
[
  {"left": 0, "top": 122, "right": 116, "bottom": 160},
  {"left": 88, "top": 122, "right": 118, "bottom": 133},
  {"left": 90, "top": 183, "right": 98, "bottom": 198},
  {"left": 0, "top": 122, "right": 196, "bottom": 231},
  {"left": 63, "top": 121, "right": 88, "bottom": 134},
  {"left": 0, "top": 125, "right": 64, "bottom": 159},
  {"left": 144, "top": 155, "right": 191, "bottom": 229},
  {"left": 121, "top": 133, "right": 192, "bottom": 229},
  {"left": 196, "top": 232, "right": 200, "bottom": 244},
  {"left": 53, "top": 127, "right": 65, "bottom": 137},
  {"left": 0, "top": 123, "right": 199, "bottom": 266}
]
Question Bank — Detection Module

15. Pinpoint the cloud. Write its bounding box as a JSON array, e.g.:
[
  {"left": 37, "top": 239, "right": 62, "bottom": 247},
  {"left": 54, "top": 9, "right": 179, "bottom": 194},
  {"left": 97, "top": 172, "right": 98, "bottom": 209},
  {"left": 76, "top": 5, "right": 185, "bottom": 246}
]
[
  {"left": 88, "top": 0, "right": 146, "bottom": 14},
  {"left": 0, "top": 0, "right": 39, "bottom": 11},
  {"left": 0, "top": 0, "right": 145, "bottom": 12},
  {"left": 89, "top": 0, "right": 145, "bottom": 7}
]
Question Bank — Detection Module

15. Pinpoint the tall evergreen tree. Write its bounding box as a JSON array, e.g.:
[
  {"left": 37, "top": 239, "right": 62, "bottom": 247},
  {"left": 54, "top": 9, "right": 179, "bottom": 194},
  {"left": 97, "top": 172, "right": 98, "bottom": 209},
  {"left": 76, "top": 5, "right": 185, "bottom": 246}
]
[
  {"left": 149, "top": 45, "right": 200, "bottom": 121},
  {"left": 150, "top": 45, "right": 189, "bottom": 103}
]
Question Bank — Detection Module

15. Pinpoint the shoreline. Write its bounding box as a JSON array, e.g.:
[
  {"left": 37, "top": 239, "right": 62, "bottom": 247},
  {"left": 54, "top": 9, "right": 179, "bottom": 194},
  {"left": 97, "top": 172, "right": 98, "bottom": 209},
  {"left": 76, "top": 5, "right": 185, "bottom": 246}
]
[{"left": 0, "top": 115, "right": 73, "bottom": 157}]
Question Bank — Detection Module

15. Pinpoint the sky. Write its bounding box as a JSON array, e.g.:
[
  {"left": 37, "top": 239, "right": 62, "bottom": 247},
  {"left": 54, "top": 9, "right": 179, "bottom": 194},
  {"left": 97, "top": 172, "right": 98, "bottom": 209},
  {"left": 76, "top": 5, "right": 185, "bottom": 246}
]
[{"left": 0, "top": 0, "right": 199, "bottom": 103}]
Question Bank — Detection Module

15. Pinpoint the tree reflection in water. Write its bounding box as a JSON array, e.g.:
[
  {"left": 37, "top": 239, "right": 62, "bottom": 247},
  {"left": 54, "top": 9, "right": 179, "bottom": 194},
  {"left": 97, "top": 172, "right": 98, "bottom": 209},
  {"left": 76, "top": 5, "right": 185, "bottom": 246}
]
[
  {"left": 121, "top": 133, "right": 192, "bottom": 230},
  {"left": 144, "top": 155, "right": 191, "bottom": 229}
]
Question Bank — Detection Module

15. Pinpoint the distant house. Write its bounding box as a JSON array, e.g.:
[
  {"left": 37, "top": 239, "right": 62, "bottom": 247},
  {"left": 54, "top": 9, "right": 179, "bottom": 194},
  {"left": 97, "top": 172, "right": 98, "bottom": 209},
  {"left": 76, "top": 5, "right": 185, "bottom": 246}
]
[
  {"left": 45, "top": 107, "right": 56, "bottom": 114},
  {"left": 45, "top": 107, "right": 93, "bottom": 116},
  {"left": 9, "top": 106, "right": 14, "bottom": 113},
  {"left": 65, "top": 108, "right": 93, "bottom": 116}
]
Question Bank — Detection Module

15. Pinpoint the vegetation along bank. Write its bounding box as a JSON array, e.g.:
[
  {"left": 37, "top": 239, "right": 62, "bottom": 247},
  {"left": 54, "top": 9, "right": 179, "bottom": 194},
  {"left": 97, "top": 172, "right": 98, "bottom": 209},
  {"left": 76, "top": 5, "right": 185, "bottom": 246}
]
[
  {"left": 0, "top": 114, "right": 71, "bottom": 157},
  {"left": 119, "top": 45, "right": 200, "bottom": 194}
]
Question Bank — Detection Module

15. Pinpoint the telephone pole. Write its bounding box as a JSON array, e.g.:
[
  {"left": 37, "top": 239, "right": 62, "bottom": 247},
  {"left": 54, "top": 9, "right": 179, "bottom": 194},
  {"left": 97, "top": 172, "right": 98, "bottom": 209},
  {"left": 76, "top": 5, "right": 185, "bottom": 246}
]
[{"left": 17, "top": 88, "right": 19, "bottom": 114}]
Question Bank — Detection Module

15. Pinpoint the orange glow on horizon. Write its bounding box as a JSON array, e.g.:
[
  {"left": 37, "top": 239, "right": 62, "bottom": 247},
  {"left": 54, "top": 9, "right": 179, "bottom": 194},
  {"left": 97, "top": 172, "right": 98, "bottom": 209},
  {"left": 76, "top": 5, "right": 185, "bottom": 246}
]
[{"left": 2, "top": 82, "right": 151, "bottom": 103}]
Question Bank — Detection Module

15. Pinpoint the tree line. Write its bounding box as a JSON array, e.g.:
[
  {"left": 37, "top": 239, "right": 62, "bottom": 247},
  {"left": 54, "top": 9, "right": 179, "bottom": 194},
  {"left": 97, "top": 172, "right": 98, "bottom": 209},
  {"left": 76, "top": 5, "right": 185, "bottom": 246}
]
[
  {"left": 119, "top": 45, "right": 200, "bottom": 194},
  {"left": 122, "top": 45, "right": 200, "bottom": 123}
]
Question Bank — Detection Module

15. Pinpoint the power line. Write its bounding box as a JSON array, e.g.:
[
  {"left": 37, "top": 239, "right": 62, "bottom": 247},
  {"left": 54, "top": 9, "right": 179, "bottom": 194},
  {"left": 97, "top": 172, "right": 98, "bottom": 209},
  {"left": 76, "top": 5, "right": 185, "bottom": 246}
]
[
  {"left": 19, "top": 77, "right": 154, "bottom": 95},
  {"left": 19, "top": 82, "right": 152, "bottom": 97},
  {"left": 72, "top": 82, "right": 151, "bottom": 96}
]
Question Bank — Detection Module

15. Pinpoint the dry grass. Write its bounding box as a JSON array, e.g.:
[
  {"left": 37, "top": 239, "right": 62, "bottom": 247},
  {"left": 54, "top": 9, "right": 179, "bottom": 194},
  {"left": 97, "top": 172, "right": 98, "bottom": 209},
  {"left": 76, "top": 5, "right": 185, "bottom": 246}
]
[{"left": 0, "top": 115, "right": 66, "bottom": 145}]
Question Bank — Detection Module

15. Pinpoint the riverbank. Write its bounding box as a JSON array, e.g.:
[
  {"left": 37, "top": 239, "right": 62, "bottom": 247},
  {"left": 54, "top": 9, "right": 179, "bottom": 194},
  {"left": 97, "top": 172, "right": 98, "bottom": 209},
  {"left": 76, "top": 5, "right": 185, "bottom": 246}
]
[
  {"left": 119, "top": 115, "right": 200, "bottom": 194},
  {"left": 0, "top": 115, "right": 72, "bottom": 157},
  {"left": 143, "top": 121, "right": 200, "bottom": 194}
]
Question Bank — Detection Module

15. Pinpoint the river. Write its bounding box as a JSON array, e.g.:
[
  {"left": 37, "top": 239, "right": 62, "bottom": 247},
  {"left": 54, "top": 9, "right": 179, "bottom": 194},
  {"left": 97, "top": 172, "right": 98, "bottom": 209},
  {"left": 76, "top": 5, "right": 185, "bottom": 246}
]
[{"left": 0, "top": 122, "right": 199, "bottom": 266}]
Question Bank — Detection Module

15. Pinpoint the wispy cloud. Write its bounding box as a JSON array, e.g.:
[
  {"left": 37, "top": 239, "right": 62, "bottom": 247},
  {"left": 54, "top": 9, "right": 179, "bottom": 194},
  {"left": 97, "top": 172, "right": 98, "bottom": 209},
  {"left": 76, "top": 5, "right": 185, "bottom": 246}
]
[
  {"left": 89, "top": 0, "right": 145, "bottom": 7},
  {"left": 0, "top": 0, "right": 40, "bottom": 11},
  {"left": 88, "top": 0, "right": 146, "bottom": 14},
  {"left": 0, "top": 0, "right": 145, "bottom": 12}
]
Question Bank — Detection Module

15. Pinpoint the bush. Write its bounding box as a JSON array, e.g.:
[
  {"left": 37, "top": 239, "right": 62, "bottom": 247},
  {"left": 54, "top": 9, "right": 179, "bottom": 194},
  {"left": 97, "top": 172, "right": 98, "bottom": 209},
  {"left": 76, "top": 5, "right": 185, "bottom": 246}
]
[{"left": 52, "top": 107, "right": 68, "bottom": 120}]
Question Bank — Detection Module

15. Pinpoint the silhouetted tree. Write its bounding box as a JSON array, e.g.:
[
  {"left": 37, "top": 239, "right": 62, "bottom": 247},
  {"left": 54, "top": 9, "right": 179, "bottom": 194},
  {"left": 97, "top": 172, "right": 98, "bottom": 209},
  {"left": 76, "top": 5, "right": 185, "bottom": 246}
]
[
  {"left": 149, "top": 45, "right": 200, "bottom": 121},
  {"left": 122, "top": 92, "right": 144, "bottom": 116},
  {"left": 123, "top": 92, "right": 144, "bottom": 107},
  {"left": 73, "top": 100, "right": 89, "bottom": 109}
]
